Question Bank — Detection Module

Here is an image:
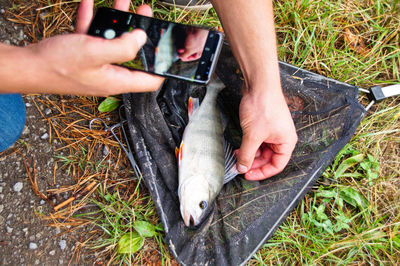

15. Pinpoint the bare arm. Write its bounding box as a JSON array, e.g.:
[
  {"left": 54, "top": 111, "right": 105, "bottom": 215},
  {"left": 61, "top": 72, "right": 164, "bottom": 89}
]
[
  {"left": 211, "top": 0, "right": 298, "bottom": 180},
  {"left": 0, "top": 0, "right": 163, "bottom": 96}
]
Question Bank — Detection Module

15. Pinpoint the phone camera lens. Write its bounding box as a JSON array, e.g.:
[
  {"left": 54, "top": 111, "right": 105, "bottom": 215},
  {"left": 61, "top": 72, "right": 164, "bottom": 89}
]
[{"left": 104, "top": 29, "right": 116, "bottom": 39}]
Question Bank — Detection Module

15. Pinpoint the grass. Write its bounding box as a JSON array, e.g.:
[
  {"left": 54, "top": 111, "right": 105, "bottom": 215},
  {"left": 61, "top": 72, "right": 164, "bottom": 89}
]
[{"left": 5, "top": 0, "right": 400, "bottom": 265}]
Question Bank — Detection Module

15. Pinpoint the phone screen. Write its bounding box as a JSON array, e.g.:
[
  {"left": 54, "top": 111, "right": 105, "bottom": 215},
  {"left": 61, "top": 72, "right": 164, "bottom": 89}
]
[{"left": 88, "top": 8, "right": 223, "bottom": 84}]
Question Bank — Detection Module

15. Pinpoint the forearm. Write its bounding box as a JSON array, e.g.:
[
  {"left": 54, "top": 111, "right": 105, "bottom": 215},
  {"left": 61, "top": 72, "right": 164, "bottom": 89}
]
[{"left": 211, "top": 0, "right": 281, "bottom": 95}]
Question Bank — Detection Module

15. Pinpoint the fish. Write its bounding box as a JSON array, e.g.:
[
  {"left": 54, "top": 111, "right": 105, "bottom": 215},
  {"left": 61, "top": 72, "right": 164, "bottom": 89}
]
[
  {"left": 176, "top": 77, "right": 239, "bottom": 227},
  {"left": 154, "top": 24, "right": 178, "bottom": 74}
]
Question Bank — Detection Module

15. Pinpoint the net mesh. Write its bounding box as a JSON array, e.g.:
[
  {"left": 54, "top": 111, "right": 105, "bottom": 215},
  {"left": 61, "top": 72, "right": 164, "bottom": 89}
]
[{"left": 123, "top": 43, "right": 365, "bottom": 265}]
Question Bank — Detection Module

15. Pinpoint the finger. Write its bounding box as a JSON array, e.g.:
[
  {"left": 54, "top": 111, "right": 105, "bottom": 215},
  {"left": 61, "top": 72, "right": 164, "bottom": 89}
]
[
  {"left": 235, "top": 148, "right": 261, "bottom": 158},
  {"left": 114, "top": 0, "right": 130, "bottom": 11},
  {"left": 136, "top": 4, "right": 153, "bottom": 17},
  {"left": 245, "top": 152, "right": 291, "bottom": 180},
  {"left": 90, "top": 29, "right": 147, "bottom": 64},
  {"left": 101, "top": 65, "right": 165, "bottom": 94},
  {"left": 76, "top": 0, "right": 93, "bottom": 34},
  {"left": 236, "top": 133, "right": 263, "bottom": 174},
  {"left": 249, "top": 148, "right": 273, "bottom": 170}
]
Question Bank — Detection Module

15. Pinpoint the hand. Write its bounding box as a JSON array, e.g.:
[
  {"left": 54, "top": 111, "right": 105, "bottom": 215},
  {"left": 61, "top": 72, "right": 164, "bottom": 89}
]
[
  {"left": 23, "top": 0, "right": 163, "bottom": 96},
  {"left": 177, "top": 28, "right": 208, "bottom": 62},
  {"left": 236, "top": 82, "right": 298, "bottom": 181}
]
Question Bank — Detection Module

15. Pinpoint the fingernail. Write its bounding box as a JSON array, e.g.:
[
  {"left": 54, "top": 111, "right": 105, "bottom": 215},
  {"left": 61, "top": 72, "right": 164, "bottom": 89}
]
[
  {"left": 237, "top": 163, "right": 248, "bottom": 173},
  {"left": 134, "top": 30, "right": 147, "bottom": 47}
]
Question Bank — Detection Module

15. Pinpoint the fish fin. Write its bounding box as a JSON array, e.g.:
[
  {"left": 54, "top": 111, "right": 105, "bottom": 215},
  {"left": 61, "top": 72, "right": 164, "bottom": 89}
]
[
  {"left": 223, "top": 138, "right": 239, "bottom": 184},
  {"left": 175, "top": 147, "right": 179, "bottom": 165},
  {"left": 188, "top": 97, "right": 200, "bottom": 119},
  {"left": 177, "top": 142, "right": 183, "bottom": 167}
]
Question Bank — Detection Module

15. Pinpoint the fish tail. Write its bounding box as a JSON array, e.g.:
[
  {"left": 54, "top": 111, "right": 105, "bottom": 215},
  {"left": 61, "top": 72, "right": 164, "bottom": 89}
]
[{"left": 207, "top": 75, "right": 225, "bottom": 94}]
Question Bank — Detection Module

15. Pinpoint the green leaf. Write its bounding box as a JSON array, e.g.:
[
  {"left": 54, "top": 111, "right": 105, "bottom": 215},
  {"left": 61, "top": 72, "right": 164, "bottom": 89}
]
[
  {"left": 98, "top": 96, "right": 120, "bottom": 113},
  {"left": 311, "top": 217, "right": 334, "bottom": 235},
  {"left": 392, "top": 234, "right": 400, "bottom": 248},
  {"left": 133, "top": 221, "right": 157, "bottom": 238},
  {"left": 315, "top": 205, "right": 328, "bottom": 221},
  {"left": 316, "top": 189, "right": 337, "bottom": 199},
  {"left": 334, "top": 153, "right": 364, "bottom": 178},
  {"left": 117, "top": 232, "right": 144, "bottom": 254},
  {"left": 339, "top": 187, "right": 368, "bottom": 209},
  {"left": 333, "top": 212, "right": 351, "bottom": 232}
]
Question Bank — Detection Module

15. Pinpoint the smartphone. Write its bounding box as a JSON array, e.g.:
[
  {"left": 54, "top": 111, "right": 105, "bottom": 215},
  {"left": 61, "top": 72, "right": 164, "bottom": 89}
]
[{"left": 88, "top": 7, "right": 224, "bottom": 84}]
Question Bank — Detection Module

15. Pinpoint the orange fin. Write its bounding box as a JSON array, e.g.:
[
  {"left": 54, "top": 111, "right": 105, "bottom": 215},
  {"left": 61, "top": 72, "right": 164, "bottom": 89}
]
[
  {"left": 176, "top": 142, "right": 183, "bottom": 167},
  {"left": 175, "top": 147, "right": 179, "bottom": 163},
  {"left": 188, "top": 97, "right": 200, "bottom": 119}
]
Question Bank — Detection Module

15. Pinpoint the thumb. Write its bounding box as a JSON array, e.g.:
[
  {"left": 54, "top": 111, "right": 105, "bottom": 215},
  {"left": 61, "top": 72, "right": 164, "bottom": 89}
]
[
  {"left": 236, "top": 133, "right": 263, "bottom": 174},
  {"left": 97, "top": 29, "right": 147, "bottom": 64}
]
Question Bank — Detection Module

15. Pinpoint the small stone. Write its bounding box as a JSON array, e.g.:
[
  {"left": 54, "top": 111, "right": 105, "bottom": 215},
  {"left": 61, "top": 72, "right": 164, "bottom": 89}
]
[
  {"left": 40, "top": 133, "right": 49, "bottom": 140},
  {"left": 13, "top": 182, "right": 23, "bottom": 192},
  {"left": 102, "top": 145, "right": 110, "bottom": 157},
  {"left": 25, "top": 102, "right": 32, "bottom": 107},
  {"left": 6, "top": 226, "right": 13, "bottom": 233},
  {"left": 59, "top": 240, "right": 66, "bottom": 250},
  {"left": 29, "top": 242, "right": 38, "bottom": 250},
  {"left": 44, "top": 108, "right": 52, "bottom": 115},
  {"left": 0, "top": 9, "right": 5, "bottom": 14},
  {"left": 0, "top": 205, "right": 3, "bottom": 213},
  {"left": 17, "top": 30, "right": 24, "bottom": 41},
  {"left": 29, "top": 235, "right": 35, "bottom": 241},
  {"left": 0, "top": 187, "right": 3, "bottom": 193},
  {"left": 59, "top": 259, "right": 64, "bottom": 265},
  {"left": 49, "top": 250, "right": 56, "bottom": 256},
  {"left": 39, "top": 200, "right": 45, "bottom": 205},
  {"left": 35, "top": 259, "right": 40, "bottom": 265}
]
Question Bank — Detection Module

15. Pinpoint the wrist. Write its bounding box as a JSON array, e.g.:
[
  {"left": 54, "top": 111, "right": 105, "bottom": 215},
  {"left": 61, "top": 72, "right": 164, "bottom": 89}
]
[{"left": 0, "top": 43, "right": 45, "bottom": 93}]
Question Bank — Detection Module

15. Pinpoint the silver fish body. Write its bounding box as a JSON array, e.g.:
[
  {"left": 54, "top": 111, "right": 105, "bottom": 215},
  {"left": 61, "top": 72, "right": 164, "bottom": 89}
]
[{"left": 178, "top": 79, "right": 231, "bottom": 227}]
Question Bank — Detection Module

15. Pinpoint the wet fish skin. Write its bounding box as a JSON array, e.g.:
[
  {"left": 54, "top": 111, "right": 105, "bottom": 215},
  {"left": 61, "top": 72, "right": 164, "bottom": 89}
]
[{"left": 178, "top": 78, "right": 226, "bottom": 227}]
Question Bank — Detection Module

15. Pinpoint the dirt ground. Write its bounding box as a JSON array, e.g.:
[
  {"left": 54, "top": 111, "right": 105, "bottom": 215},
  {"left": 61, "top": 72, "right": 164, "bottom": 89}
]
[{"left": 0, "top": 0, "right": 92, "bottom": 264}]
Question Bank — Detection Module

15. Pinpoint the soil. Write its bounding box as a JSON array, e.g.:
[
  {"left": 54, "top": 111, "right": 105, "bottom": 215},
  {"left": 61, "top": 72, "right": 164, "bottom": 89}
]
[{"left": 0, "top": 0, "right": 91, "bottom": 264}]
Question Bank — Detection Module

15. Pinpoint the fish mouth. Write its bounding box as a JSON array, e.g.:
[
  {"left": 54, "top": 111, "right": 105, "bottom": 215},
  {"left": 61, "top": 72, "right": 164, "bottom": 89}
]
[{"left": 184, "top": 213, "right": 199, "bottom": 227}]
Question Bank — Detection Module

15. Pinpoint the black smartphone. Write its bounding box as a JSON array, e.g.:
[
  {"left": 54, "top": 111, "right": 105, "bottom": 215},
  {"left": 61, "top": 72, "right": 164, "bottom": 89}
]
[{"left": 88, "top": 7, "right": 224, "bottom": 84}]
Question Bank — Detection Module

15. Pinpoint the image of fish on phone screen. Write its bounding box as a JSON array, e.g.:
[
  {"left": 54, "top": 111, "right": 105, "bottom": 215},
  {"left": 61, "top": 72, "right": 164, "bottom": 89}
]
[{"left": 122, "top": 20, "right": 209, "bottom": 78}]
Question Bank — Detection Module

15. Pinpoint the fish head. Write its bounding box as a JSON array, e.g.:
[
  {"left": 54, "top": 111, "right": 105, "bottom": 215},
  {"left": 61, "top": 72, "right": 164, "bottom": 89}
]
[{"left": 179, "top": 177, "right": 213, "bottom": 227}]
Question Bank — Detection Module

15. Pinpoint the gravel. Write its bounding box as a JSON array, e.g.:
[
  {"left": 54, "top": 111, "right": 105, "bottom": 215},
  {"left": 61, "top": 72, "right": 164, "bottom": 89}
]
[
  {"left": 59, "top": 240, "right": 67, "bottom": 251},
  {"left": 0, "top": 1, "right": 99, "bottom": 264},
  {"left": 13, "top": 182, "right": 23, "bottom": 192},
  {"left": 28, "top": 243, "right": 38, "bottom": 250},
  {"left": 40, "top": 133, "right": 49, "bottom": 140}
]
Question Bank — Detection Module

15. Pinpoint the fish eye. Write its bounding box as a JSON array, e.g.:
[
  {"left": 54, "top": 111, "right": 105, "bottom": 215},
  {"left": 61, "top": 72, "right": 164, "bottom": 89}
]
[{"left": 199, "top": 200, "right": 208, "bottom": 210}]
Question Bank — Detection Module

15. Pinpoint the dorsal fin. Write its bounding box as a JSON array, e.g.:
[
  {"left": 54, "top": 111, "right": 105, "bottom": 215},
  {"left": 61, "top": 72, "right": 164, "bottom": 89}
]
[{"left": 188, "top": 97, "right": 200, "bottom": 120}]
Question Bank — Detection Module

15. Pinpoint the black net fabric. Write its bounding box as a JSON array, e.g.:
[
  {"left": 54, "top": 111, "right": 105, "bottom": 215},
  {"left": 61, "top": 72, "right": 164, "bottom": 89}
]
[{"left": 123, "top": 43, "right": 366, "bottom": 265}]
